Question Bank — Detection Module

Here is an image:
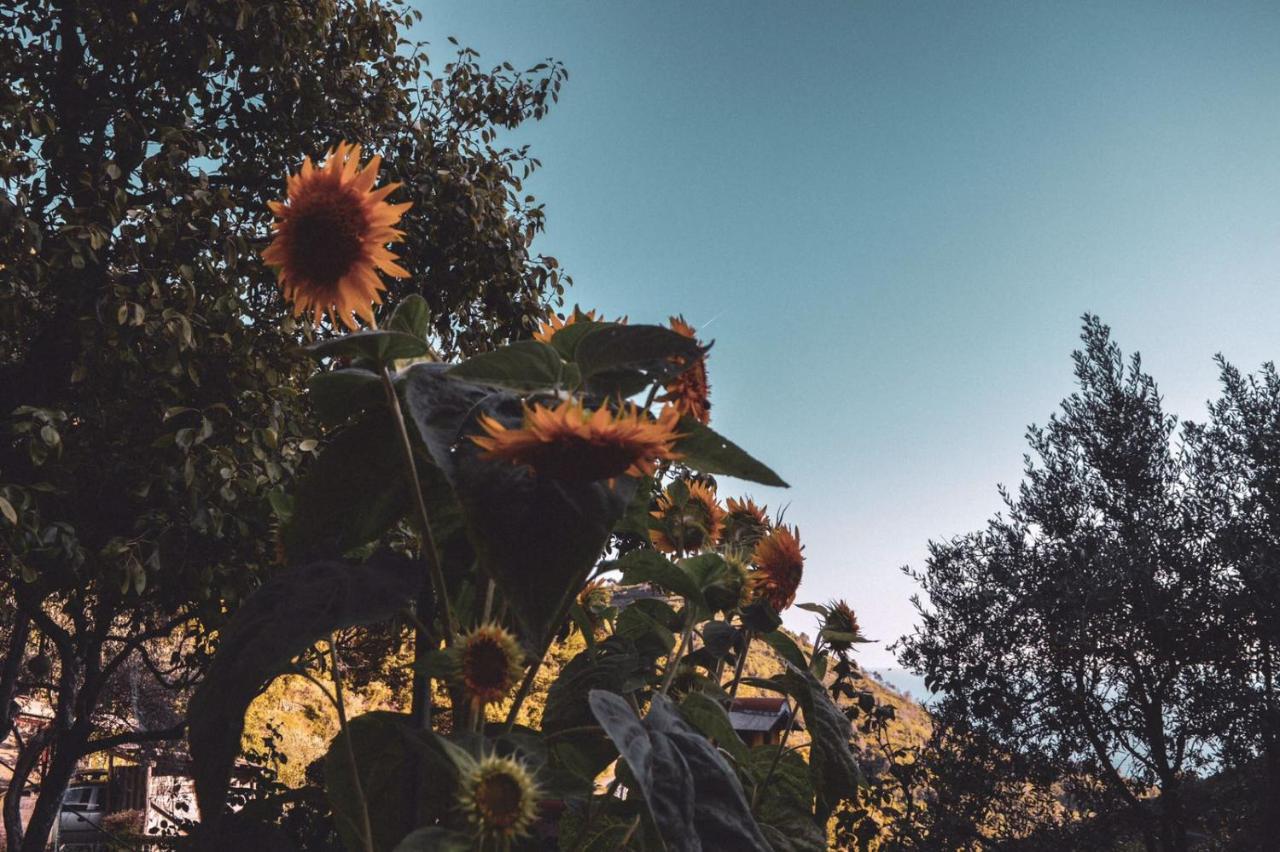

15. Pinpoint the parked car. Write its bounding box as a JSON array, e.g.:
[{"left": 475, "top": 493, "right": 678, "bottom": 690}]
[{"left": 55, "top": 781, "right": 107, "bottom": 852}]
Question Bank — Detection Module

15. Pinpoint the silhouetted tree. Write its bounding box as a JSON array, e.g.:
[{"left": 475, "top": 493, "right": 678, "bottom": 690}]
[{"left": 901, "top": 316, "right": 1215, "bottom": 852}]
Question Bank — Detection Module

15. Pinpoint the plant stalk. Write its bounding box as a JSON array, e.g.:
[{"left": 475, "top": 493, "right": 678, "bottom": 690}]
[{"left": 330, "top": 637, "right": 374, "bottom": 852}]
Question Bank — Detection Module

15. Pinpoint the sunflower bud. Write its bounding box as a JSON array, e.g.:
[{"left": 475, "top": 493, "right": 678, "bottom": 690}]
[
  {"left": 451, "top": 623, "right": 524, "bottom": 711},
  {"left": 457, "top": 753, "right": 541, "bottom": 846}
]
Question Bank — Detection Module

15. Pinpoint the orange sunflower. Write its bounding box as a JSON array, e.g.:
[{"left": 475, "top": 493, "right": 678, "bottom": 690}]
[
  {"left": 650, "top": 479, "right": 725, "bottom": 554},
  {"left": 822, "top": 599, "right": 862, "bottom": 652},
  {"left": 452, "top": 623, "right": 524, "bottom": 711},
  {"left": 471, "top": 399, "right": 682, "bottom": 482},
  {"left": 263, "top": 142, "right": 412, "bottom": 330},
  {"left": 722, "top": 496, "right": 771, "bottom": 551},
  {"left": 749, "top": 525, "right": 804, "bottom": 612},
  {"left": 658, "top": 315, "right": 711, "bottom": 424}
]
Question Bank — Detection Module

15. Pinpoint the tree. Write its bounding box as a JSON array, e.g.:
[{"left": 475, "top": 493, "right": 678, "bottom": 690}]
[
  {"left": 0, "top": 1, "right": 566, "bottom": 848},
  {"left": 900, "top": 315, "right": 1215, "bottom": 852},
  {"left": 1185, "top": 359, "right": 1280, "bottom": 844}
]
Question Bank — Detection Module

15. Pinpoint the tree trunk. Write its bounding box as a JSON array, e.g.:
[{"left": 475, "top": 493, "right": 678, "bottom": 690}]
[
  {"left": 2, "top": 729, "right": 47, "bottom": 852},
  {"left": 18, "top": 729, "right": 84, "bottom": 852}
]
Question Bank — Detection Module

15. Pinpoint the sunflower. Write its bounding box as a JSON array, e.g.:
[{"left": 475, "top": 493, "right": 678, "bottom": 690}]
[
  {"left": 722, "top": 497, "right": 771, "bottom": 551},
  {"left": 576, "top": 578, "right": 613, "bottom": 637},
  {"left": 650, "top": 479, "right": 725, "bottom": 554},
  {"left": 749, "top": 525, "right": 804, "bottom": 612},
  {"left": 471, "top": 399, "right": 682, "bottom": 482},
  {"left": 456, "top": 753, "right": 541, "bottom": 847},
  {"left": 657, "top": 315, "right": 711, "bottom": 424},
  {"left": 532, "top": 307, "right": 598, "bottom": 344},
  {"left": 452, "top": 623, "right": 524, "bottom": 711},
  {"left": 263, "top": 142, "right": 412, "bottom": 330},
  {"left": 822, "top": 599, "right": 862, "bottom": 652}
]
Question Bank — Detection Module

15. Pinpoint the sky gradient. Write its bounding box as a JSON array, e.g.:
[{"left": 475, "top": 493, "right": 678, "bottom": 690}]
[{"left": 411, "top": 1, "right": 1280, "bottom": 669}]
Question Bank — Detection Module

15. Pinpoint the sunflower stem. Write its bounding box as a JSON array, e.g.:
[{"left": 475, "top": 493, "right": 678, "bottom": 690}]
[
  {"left": 330, "top": 636, "right": 374, "bottom": 852},
  {"left": 660, "top": 618, "right": 694, "bottom": 695},
  {"left": 379, "top": 365, "right": 455, "bottom": 642},
  {"left": 727, "top": 629, "right": 755, "bottom": 700}
]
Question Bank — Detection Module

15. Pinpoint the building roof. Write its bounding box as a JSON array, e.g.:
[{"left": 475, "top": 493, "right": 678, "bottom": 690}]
[{"left": 728, "top": 697, "right": 798, "bottom": 733}]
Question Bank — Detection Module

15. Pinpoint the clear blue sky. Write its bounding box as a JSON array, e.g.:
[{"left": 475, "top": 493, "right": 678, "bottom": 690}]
[{"left": 412, "top": 1, "right": 1280, "bottom": 669}]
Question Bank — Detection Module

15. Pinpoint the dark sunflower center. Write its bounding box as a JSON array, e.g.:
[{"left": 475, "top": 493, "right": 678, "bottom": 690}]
[
  {"left": 475, "top": 773, "right": 524, "bottom": 828},
  {"left": 524, "top": 437, "right": 641, "bottom": 481},
  {"left": 287, "top": 186, "right": 369, "bottom": 285},
  {"left": 464, "top": 638, "right": 510, "bottom": 692}
]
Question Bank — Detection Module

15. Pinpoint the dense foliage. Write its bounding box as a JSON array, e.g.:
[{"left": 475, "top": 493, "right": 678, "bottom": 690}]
[{"left": 0, "top": 1, "right": 565, "bottom": 849}]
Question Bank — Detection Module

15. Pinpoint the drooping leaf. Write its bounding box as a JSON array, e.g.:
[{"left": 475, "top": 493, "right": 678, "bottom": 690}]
[
  {"left": 645, "top": 695, "right": 772, "bottom": 852},
  {"left": 188, "top": 552, "right": 421, "bottom": 826},
  {"left": 281, "top": 410, "right": 409, "bottom": 560},
  {"left": 588, "top": 691, "right": 770, "bottom": 852},
  {"left": 403, "top": 365, "right": 635, "bottom": 649},
  {"left": 447, "top": 340, "right": 565, "bottom": 390},
  {"left": 615, "top": 598, "right": 678, "bottom": 661},
  {"left": 673, "top": 418, "right": 788, "bottom": 488},
  {"left": 588, "top": 690, "right": 697, "bottom": 851},
  {"left": 545, "top": 319, "right": 613, "bottom": 360},
  {"left": 307, "top": 330, "right": 432, "bottom": 365},
  {"left": 325, "top": 712, "right": 457, "bottom": 852}
]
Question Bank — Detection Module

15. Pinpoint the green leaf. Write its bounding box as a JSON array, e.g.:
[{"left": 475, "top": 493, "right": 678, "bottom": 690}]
[
  {"left": 306, "top": 368, "right": 384, "bottom": 424},
  {"left": 386, "top": 294, "right": 431, "bottom": 339},
  {"left": 778, "top": 665, "right": 866, "bottom": 819},
  {"left": 588, "top": 691, "right": 771, "bottom": 852},
  {"left": 544, "top": 638, "right": 646, "bottom": 781},
  {"left": 281, "top": 411, "right": 409, "bottom": 560},
  {"left": 307, "top": 330, "right": 431, "bottom": 366},
  {"left": 545, "top": 319, "right": 613, "bottom": 360},
  {"left": 325, "top": 712, "right": 457, "bottom": 852},
  {"left": 404, "top": 365, "right": 635, "bottom": 649},
  {"left": 673, "top": 418, "right": 788, "bottom": 487},
  {"left": 615, "top": 598, "right": 678, "bottom": 660},
  {"left": 680, "top": 692, "right": 749, "bottom": 765},
  {"left": 744, "top": 748, "right": 826, "bottom": 852},
  {"left": 0, "top": 497, "right": 17, "bottom": 526},
  {"left": 188, "top": 552, "right": 421, "bottom": 828},
  {"left": 447, "top": 340, "right": 564, "bottom": 390},
  {"left": 760, "top": 631, "right": 808, "bottom": 672},
  {"left": 573, "top": 324, "right": 701, "bottom": 380},
  {"left": 615, "top": 549, "right": 706, "bottom": 607},
  {"left": 391, "top": 828, "right": 472, "bottom": 852}
]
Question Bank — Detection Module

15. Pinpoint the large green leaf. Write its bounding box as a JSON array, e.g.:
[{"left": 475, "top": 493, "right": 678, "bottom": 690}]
[
  {"left": 307, "top": 368, "right": 384, "bottom": 425},
  {"left": 775, "top": 665, "right": 866, "bottom": 819},
  {"left": 281, "top": 410, "right": 408, "bottom": 560},
  {"left": 447, "top": 340, "right": 565, "bottom": 390},
  {"left": 325, "top": 712, "right": 456, "bottom": 852},
  {"left": 588, "top": 691, "right": 771, "bottom": 852},
  {"left": 679, "top": 692, "right": 749, "bottom": 765},
  {"left": 307, "top": 330, "right": 431, "bottom": 365},
  {"left": 543, "top": 637, "right": 646, "bottom": 781},
  {"left": 391, "top": 828, "right": 472, "bottom": 852},
  {"left": 673, "top": 418, "right": 788, "bottom": 487},
  {"left": 573, "top": 324, "right": 702, "bottom": 381},
  {"left": 188, "top": 552, "right": 421, "bottom": 827},
  {"left": 615, "top": 549, "right": 707, "bottom": 608},
  {"left": 403, "top": 365, "right": 635, "bottom": 649},
  {"left": 744, "top": 748, "right": 826, "bottom": 852}
]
